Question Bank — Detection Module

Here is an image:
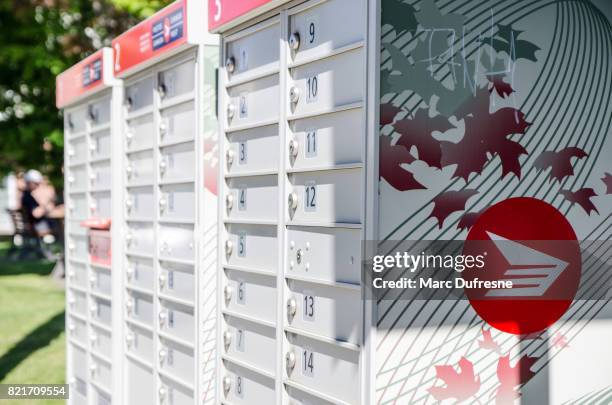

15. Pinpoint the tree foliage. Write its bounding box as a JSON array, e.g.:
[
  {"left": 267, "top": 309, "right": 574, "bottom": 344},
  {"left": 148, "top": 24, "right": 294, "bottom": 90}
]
[{"left": 0, "top": 0, "right": 172, "bottom": 189}]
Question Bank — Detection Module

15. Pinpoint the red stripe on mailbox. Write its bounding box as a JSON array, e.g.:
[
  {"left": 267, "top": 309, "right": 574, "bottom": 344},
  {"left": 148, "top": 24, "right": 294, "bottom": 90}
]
[
  {"left": 112, "top": 0, "right": 188, "bottom": 76},
  {"left": 56, "top": 49, "right": 105, "bottom": 108},
  {"left": 208, "top": 0, "right": 277, "bottom": 32}
]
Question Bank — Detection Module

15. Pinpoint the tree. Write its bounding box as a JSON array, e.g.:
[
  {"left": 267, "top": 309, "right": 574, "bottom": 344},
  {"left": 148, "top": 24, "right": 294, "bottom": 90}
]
[{"left": 0, "top": 0, "right": 172, "bottom": 190}]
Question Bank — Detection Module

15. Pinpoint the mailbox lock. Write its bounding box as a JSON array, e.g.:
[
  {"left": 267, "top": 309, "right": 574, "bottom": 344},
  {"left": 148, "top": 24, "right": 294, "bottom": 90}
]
[
  {"left": 126, "top": 298, "right": 134, "bottom": 313},
  {"left": 89, "top": 141, "right": 97, "bottom": 152},
  {"left": 126, "top": 266, "right": 134, "bottom": 280},
  {"left": 158, "top": 83, "right": 167, "bottom": 99},
  {"left": 159, "top": 159, "right": 167, "bottom": 175},
  {"left": 68, "top": 175, "right": 75, "bottom": 184},
  {"left": 159, "top": 197, "right": 167, "bottom": 212},
  {"left": 158, "top": 310, "right": 167, "bottom": 327},
  {"left": 227, "top": 103, "right": 236, "bottom": 120},
  {"left": 159, "top": 120, "right": 168, "bottom": 137},
  {"left": 286, "top": 351, "right": 296, "bottom": 372},
  {"left": 68, "top": 148, "right": 75, "bottom": 157},
  {"left": 68, "top": 270, "right": 75, "bottom": 279},
  {"left": 159, "top": 273, "right": 167, "bottom": 289},
  {"left": 89, "top": 363, "right": 98, "bottom": 377},
  {"left": 226, "top": 56, "right": 236, "bottom": 74},
  {"left": 68, "top": 241, "right": 75, "bottom": 251},
  {"left": 226, "top": 149, "right": 235, "bottom": 167},
  {"left": 226, "top": 194, "right": 234, "bottom": 211},
  {"left": 89, "top": 173, "right": 97, "bottom": 183},
  {"left": 287, "top": 297, "right": 297, "bottom": 320},
  {"left": 89, "top": 303, "right": 98, "bottom": 316},
  {"left": 224, "top": 285, "right": 233, "bottom": 302},
  {"left": 159, "top": 348, "right": 167, "bottom": 364},
  {"left": 289, "top": 32, "right": 301, "bottom": 51},
  {"left": 225, "top": 240, "right": 234, "bottom": 256},
  {"left": 68, "top": 296, "right": 76, "bottom": 306},
  {"left": 126, "top": 233, "right": 133, "bottom": 246},
  {"left": 289, "top": 86, "right": 301, "bottom": 103},
  {"left": 288, "top": 192, "right": 299, "bottom": 210},
  {"left": 126, "top": 164, "right": 133, "bottom": 178},
  {"left": 296, "top": 249, "right": 303, "bottom": 264},
  {"left": 90, "top": 333, "right": 98, "bottom": 345},
  {"left": 68, "top": 323, "right": 75, "bottom": 332},
  {"left": 126, "top": 131, "right": 134, "bottom": 144},
  {"left": 222, "top": 376, "right": 231, "bottom": 394},
  {"left": 223, "top": 330, "right": 232, "bottom": 350},
  {"left": 125, "top": 199, "right": 133, "bottom": 212},
  {"left": 289, "top": 139, "right": 299, "bottom": 158},
  {"left": 158, "top": 387, "right": 167, "bottom": 401},
  {"left": 126, "top": 332, "right": 135, "bottom": 347},
  {"left": 89, "top": 274, "right": 97, "bottom": 287}
]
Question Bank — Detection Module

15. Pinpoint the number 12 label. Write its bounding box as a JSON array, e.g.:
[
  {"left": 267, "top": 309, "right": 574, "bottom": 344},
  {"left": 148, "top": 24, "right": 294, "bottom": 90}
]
[{"left": 304, "top": 181, "right": 317, "bottom": 212}]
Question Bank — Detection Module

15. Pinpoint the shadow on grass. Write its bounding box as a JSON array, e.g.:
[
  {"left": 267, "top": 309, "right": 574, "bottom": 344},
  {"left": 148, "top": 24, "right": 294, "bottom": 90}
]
[
  {"left": 0, "top": 311, "right": 65, "bottom": 381},
  {"left": 0, "top": 248, "right": 56, "bottom": 277}
]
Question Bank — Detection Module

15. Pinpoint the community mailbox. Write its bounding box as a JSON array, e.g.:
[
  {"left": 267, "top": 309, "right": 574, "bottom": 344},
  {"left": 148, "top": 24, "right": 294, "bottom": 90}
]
[
  {"left": 210, "top": 0, "right": 612, "bottom": 404},
  {"left": 57, "top": 47, "right": 123, "bottom": 405},
  {"left": 112, "top": 1, "right": 218, "bottom": 404}
]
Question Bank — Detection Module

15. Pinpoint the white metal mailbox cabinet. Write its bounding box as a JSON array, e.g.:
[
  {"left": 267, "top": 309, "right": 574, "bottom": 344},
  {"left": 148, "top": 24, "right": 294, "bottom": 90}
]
[
  {"left": 57, "top": 47, "right": 124, "bottom": 405},
  {"left": 112, "top": 1, "right": 219, "bottom": 404},
  {"left": 212, "top": 1, "right": 612, "bottom": 405}
]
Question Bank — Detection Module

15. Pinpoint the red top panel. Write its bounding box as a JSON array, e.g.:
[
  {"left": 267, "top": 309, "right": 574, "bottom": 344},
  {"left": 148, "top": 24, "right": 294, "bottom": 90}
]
[
  {"left": 56, "top": 49, "right": 105, "bottom": 108},
  {"left": 208, "top": 0, "right": 277, "bottom": 32},
  {"left": 112, "top": 0, "right": 188, "bottom": 76}
]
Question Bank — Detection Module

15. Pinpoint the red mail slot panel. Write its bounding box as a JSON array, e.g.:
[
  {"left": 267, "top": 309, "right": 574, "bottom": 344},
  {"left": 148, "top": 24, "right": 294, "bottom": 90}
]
[{"left": 81, "top": 218, "right": 112, "bottom": 267}]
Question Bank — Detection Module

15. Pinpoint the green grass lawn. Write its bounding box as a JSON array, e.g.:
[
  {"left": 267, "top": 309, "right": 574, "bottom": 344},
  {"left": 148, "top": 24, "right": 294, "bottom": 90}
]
[{"left": 0, "top": 240, "right": 65, "bottom": 405}]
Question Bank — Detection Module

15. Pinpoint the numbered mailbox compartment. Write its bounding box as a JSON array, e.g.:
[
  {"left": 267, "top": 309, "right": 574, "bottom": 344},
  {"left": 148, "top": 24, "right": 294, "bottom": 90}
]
[
  {"left": 159, "top": 224, "right": 194, "bottom": 262},
  {"left": 71, "top": 344, "right": 88, "bottom": 380},
  {"left": 159, "top": 183, "right": 195, "bottom": 221},
  {"left": 285, "top": 333, "right": 360, "bottom": 404},
  {"left": 67, "top": 315, "right": 87, "bottom": 345},
  {"left": 224, "top": 224, "right": 278, "bottom": 271},
  {"left": 67, "top": 260, "right": 87, "bottom": 288},
  {"left": 90, "top": 191, "right": 111, "bottom": 219},
  {"left": 222, "top": 360, "right": 276, "bottom": 405},
  {"left": 94, "top": 389, "right": 111, "bottom": 405},
  {"left": 68, "top": 234, "right": 88, "bottom": 261},
  {"left": 90, "top": 160, "right": 111, "bottom": 190},
  {"left": 226, "top": 125, "right": 279, "bottom": 175},
  {"left": 159, "top": 300, "right": 194, "bottom": 344},
  {"left": 159, "top": 101, "right": 196, "bottom": 146},
  {"left": 225, "top": 175, "right": 278, "bottom": 222},
  {"left": 288, "top": 108, "right": 363, "bottom": 170},
  {"left": 225, "top": 20, "right": 280, "bottom": 80},
  {"left": 125, "top": 76, "right": 154, "bottom": 112},
  {"left": 286, "top": 226, "right": 361, "bottom": 285},
  {"left": 126, "top": 221, "right": 154, "bottom": 256},
  {"left": 67, "top": 194, "right": 88, "bottom": 219},
  {"left": 289, "top": 48, "right": 365, "bottom": 117},
  {"left": 67, "top": 136, "right": 88, "bottom": 165},
  {"left": 289, "top": 0, "right": 365, "bottom": 63},
  {"left": 227, "top": 74, "right": 280, "bottom": 129},
  {"left": 286, "top": 384, "right": 337, "bottom": 405},
  {"left": 126, "top": 289, "right": 154, "bottom": 326},
  {"left": 159, "top": 337, "right": 195, "bottom": 383},
  {"left": 90, "top": 296, "right": 112, "bottom": 327},
  {"left": 223, "top": 269, "right": 276, "bottom": 324},
  {"left": 90, "top": 128, "right": 112, "bottom": 160},
  {"left": 127, "top": 360, "right": 154, "bottom": 405},
  {"left": 126, "top": 255, "right": 154, "bottom": 293},
  {"left": 287, "top": 279, "right": 361, "bottom": 345},
  {"left": 159, "top": 262, "right": 195, "bottom": 303},
  {"left": 160, "top": 376, "right": 194, "bottom": 405},
  {"left": 90, "top": 355, "right": 112, "bottom": 391},
  {"left": 126, "top": 323, "right": 154, "bottom": 362},
  {"left": 223, "top": 314, "right": 276, "bottom": 376},
  {"left": 127, "top": 150, "right": 155, "bottom": 185},
  {"left": 90, "top": 265, "right": 112, "bottom": 296},
  {"left": 68, "top": 288, "right": 87, "bottom": 317},
  {"left": 70, "top": 377, "right": 88, "bottom": 405},
  {"left": 126, "top": 113, "right": 155, "bottom": 152},
  {"left": 90, "top": 325, "right": 112, "bottom": 359},
  {"left": 288, "top": 168, "right": 362, "bottom": 224},
  {"left": 67, "top": 164, "right": 88, "bottom": 191},
  {"left": 159, "top": 59, "right": 195, "bottom": 101},
  {"left": 66, "top": 107, "right": 87, "bottom": 135},
  {"left": 126, "top": 186, "right": 155, "bottom": 220},
  {"left": 88, "top": 96, "right": 111, "bottom": 126},
  {"left": 160, "top": 142, "right": 196, "bottom": 182}
]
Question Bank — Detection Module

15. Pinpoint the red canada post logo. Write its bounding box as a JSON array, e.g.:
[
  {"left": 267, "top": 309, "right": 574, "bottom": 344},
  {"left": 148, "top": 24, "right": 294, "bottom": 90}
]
[
  {"left": 462, "top": 197, "right": 581, "bottom": 335},
  {"left": 163, "top": 17, "right": 171, "bottom": 42}
]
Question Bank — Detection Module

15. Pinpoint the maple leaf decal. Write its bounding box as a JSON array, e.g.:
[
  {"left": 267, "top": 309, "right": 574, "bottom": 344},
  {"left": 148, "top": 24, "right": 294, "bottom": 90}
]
[
  {"left": 430, "top": 189, "right": 478, "bottom": 228},
  {"left": 441, "top": 88, "right": 531, "bottom": 180},
  {"left": 560, "top": 188, "right": 599, "bottom": 215},
  {"left": 457, "top": 208, "right": 486, "bottom": 231},
  {"left": 393, "top": 108, "right": 455, "bottom": 168},
  {"left": 380, "top": 103, "right": 402, "bottom": 128},
  {"left": 379, "top": 136, "right": 426, "bottom": 191},
  {"left": 533, "top": 147, "right": 588, "bottom": 182},
  {"left": 602, "top": 172, "right": 612, "bottom": 194},
  {"left": 551, "top": 333, "right": 570, "bottom": 349},
  {"left": 488, "top": 76, "right": 514, "bottom": 98},
  {"left": 481, "top": 24, "right": 541, "bottom": 62},
  {"left": 494, "top": 355, "right": 538, "bottom": 405},
  {"left": 478, "top": 328, "right": 501, "bottom": 353},
  {"left": 428, "top": 357, "right": 481, "bottom": 402},
  {"left": 382, "top": 0, "right": 418, "bottom": 36}
]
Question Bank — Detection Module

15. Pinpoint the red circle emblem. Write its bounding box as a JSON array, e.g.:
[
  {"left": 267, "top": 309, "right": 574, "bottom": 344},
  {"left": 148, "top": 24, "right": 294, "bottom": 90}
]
[{"left": 462, "top": 197, "right": 581, "bottom": 335}]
